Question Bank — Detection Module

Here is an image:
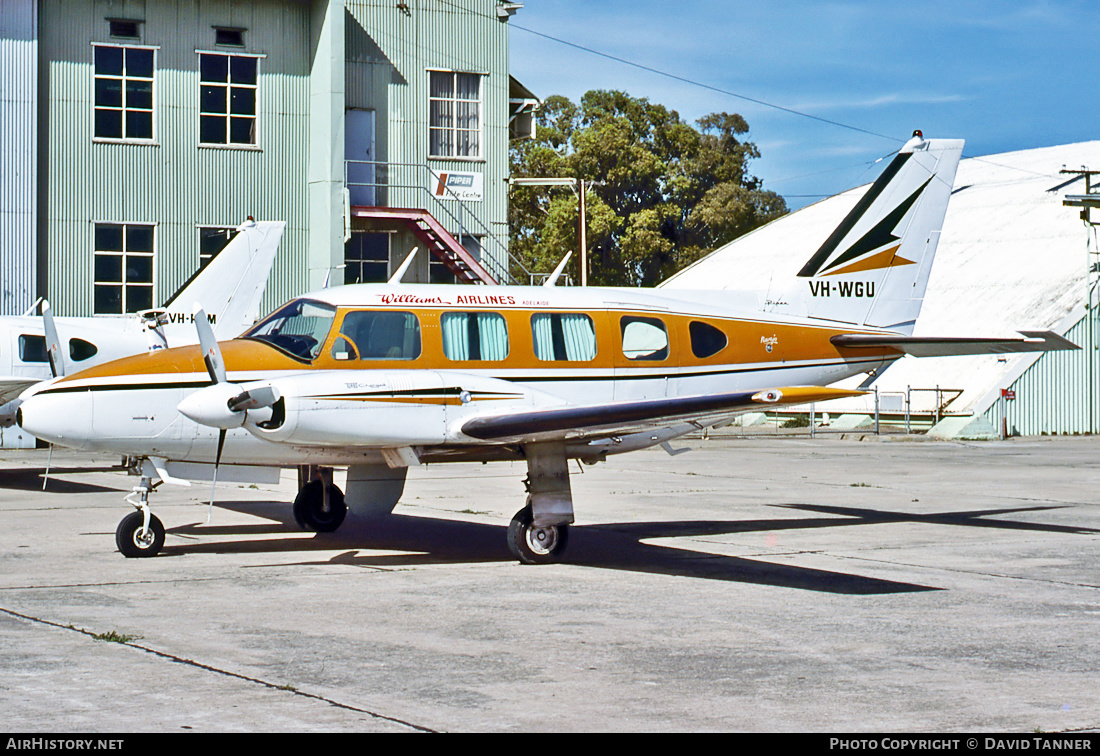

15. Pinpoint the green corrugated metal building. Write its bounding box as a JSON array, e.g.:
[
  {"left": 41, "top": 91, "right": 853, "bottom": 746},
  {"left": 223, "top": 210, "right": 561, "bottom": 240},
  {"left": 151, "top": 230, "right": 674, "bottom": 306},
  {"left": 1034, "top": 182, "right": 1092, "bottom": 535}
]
[{"left": 3, "top": 0, "right": 532, "bottom": 320}]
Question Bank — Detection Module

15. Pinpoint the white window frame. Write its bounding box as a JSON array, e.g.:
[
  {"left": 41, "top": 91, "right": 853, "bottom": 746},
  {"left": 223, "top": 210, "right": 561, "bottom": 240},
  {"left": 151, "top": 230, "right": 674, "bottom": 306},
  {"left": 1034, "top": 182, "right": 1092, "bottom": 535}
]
[
  {"left": 428, "top": 69, "right": 484, "bottom": 161},
  {"left": 196, "top": 225, "right": 239, "bottom": 270},
  {"left": 92, "top": 42, "right": 157, "bottom": 144},
  {"left": 198, "top": 50, "right": 263, "bottom": 150},
  {"left": 93, "top": 222, "right": 157, "bottom": 315}
]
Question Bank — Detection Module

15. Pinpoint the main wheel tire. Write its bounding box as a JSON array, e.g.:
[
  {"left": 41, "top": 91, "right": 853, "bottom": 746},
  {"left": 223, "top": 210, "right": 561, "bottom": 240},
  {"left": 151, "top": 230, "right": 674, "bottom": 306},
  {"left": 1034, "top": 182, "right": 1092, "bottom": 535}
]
[
  {"left": 116, "top": 511, "right": 165, "bottom": 558},
  {"left": 293, "top": 481, "right": 347, "bottom": 533},
  {"left": 507, "top": 506, "right": 569, "bottom": 564}
]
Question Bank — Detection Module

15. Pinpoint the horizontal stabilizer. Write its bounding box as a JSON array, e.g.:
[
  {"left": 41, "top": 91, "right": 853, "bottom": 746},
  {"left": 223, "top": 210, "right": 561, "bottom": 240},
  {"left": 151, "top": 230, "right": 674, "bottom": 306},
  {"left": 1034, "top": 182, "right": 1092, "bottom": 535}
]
[
  {"left": 831, "top": 330, "right": 1078, "bottom": 357},
  {"left": 461, "top": 386, "right": 864, "bottom": 442}
]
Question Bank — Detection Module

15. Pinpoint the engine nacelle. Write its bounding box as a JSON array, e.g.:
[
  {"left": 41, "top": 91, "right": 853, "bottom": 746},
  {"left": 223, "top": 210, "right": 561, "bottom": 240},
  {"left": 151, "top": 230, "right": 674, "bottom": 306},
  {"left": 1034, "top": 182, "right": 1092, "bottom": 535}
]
[
  {"left": 244, "top": 370, "right": 451, "bottom": 447},
  {"left": 240, "top": 369, "right": 550, "bottom": 449},
  {"left": 177, "top": 383, "right": 246, "bottom": 429}
]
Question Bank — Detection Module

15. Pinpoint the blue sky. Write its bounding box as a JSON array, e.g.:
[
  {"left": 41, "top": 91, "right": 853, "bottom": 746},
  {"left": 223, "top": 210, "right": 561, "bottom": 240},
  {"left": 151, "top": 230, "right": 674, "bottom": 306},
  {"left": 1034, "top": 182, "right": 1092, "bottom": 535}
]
[{"left": 508, "top": 1, "right": 1099, "bottom": 209}]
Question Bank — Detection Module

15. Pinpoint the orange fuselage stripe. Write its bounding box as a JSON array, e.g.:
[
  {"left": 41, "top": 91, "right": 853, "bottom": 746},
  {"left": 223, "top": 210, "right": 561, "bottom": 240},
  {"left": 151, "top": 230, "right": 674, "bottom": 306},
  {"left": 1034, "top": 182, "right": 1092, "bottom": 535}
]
[{"left": 55, "top": 306, "right": 899, "bottom": 383}]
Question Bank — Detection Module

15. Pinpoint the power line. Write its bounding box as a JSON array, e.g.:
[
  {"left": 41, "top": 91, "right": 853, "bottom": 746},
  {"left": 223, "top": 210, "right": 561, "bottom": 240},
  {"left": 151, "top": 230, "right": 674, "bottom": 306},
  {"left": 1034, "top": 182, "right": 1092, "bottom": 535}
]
[{"left": 510, "top": 23, "right": 902, "bottom": 144}]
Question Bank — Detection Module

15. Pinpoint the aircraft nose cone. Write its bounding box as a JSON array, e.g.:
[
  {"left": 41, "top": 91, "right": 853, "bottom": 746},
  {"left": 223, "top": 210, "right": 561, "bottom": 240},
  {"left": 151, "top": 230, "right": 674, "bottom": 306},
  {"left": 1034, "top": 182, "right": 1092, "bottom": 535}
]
[{"left": 17, "top": 391, "right": 94, "bottom": 449}]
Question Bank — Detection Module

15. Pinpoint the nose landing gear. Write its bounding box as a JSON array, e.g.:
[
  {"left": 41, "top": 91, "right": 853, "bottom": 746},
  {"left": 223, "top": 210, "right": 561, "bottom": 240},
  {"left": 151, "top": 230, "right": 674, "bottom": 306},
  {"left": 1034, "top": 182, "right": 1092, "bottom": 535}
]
[{"left": 116, "top": 476, "right": 165, "bottom": 558}]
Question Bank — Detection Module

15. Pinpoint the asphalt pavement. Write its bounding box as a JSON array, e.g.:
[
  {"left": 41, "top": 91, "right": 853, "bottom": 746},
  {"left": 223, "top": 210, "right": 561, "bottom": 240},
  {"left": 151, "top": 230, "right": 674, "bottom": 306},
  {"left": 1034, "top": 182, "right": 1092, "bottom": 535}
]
[{"left": 1, "top": 434, "right": 1098, "bottom": 733}]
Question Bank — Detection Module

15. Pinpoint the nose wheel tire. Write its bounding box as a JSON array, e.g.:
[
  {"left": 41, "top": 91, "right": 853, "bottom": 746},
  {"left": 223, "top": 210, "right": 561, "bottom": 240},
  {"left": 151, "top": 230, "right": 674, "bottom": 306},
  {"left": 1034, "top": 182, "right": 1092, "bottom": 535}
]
[
  {"left": 116, "top": 511, "right": 165, "bottom": 558},
  {"left": 293, "top": 480, "right": 347, "bottom": 533},
  {"left": 507, "top": 506, "right": 569, "bottom": 564}
]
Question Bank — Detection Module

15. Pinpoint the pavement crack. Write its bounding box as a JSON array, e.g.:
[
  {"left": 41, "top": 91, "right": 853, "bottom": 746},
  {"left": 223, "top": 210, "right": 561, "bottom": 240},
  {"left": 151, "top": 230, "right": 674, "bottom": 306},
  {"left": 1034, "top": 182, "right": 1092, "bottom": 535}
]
[{"left": 0, "top": 605, "right": 438, "bottom": 733}]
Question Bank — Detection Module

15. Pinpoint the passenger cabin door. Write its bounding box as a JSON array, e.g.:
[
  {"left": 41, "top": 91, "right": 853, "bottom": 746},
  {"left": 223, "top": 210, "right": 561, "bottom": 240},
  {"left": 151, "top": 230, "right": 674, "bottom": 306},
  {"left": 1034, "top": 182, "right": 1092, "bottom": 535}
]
[{"left": 613, "top": 313, "right": 675, "bottom": 401}]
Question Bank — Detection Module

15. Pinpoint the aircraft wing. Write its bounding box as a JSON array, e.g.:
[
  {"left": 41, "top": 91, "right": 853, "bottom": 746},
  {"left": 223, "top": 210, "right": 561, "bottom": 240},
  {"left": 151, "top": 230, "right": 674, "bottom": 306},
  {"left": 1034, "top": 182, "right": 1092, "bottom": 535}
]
[
  {"left": 830, "top": 330, "right": 1078, "bottom": 357},
  {"left": 0, "top": 377, "right": 38, "bottom": 406},
  {"left": 461, "top": 386, "right": 863, "bottom": 443}
]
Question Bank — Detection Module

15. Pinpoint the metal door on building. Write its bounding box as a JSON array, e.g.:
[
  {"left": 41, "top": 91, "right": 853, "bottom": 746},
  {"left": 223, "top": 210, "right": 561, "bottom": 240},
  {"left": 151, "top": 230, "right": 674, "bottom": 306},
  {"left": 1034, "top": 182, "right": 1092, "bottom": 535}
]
[{"left": 345, "top": 109, "right": 376, "bottom": 206}]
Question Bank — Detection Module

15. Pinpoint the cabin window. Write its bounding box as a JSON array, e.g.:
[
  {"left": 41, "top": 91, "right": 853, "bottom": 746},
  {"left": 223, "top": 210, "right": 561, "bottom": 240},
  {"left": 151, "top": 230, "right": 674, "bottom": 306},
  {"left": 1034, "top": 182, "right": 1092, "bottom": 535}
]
[
  {"left": 243, "top": 299, "right": 335, "bottom": 361},
  {"left": 335, "top": 311, "right": 421, "bottom": 361},
  {"left": 620, "top": 316, "right": 669, "bottom": 361},
  {"left": 441, "top": 312, "right": 508, "bottom": 361},
  {"left": 689, "top": 321, "right": 727, "bottom": 359},
  {"left": 69, "top": 338, "right": 99, "bottom": 362},
  {"left": 531, "top": 313, "right": 597, "bottom": 362},
  {"left": 93, "top": 44, "right": 154, "bottom": 140},
  {"left": 18, "top": 335, "right": 47, "bottom": 363},
  {"left": 199, "top": 52, "right": 258, "bottom": 146}
]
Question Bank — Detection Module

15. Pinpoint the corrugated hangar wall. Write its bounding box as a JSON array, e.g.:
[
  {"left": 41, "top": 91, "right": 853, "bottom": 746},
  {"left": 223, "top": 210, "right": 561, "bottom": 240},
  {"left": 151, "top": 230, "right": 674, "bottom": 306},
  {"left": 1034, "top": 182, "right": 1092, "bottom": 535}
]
[
  {"left": 0, "top": 0, "right": 37, "bottom": 316},
  {"left": 979, "top": 305, "right": 1100, "bottom": 436}
]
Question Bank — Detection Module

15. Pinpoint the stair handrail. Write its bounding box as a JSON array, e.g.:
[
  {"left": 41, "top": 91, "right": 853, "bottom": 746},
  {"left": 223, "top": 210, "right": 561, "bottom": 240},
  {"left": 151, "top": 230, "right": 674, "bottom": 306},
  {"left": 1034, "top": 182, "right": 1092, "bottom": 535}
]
[{"left": 345, "top": 160, "right": 532, "bottom": 285}]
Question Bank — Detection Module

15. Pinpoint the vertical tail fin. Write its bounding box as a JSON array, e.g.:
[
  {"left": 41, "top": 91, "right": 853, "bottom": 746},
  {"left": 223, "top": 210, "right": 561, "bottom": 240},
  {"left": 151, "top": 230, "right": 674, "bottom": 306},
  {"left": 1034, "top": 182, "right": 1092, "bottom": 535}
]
[
  {"left": 162, "top": 220, "right": 286, "bottom": 338},
  {"left": 797, "top": 133, "right": 963, "bottom": 334}
]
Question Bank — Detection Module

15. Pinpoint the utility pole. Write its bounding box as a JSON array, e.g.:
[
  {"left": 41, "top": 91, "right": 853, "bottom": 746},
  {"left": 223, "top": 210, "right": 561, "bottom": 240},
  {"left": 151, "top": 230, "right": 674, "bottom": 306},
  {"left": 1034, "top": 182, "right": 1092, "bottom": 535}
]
[
  {"left": 1063, "top": 169, "right": 1100, "bottom": 432},
  {"left": 508, "top": 176, "right": 600, "bottom": 285}
]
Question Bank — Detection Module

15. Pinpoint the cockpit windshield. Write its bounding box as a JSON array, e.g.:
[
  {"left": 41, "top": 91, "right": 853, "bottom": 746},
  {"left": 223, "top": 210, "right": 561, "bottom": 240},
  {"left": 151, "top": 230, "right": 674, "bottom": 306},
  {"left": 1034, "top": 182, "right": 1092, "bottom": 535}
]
[{"left": 242, "top": 299, "right": 336, "bottom": 361}]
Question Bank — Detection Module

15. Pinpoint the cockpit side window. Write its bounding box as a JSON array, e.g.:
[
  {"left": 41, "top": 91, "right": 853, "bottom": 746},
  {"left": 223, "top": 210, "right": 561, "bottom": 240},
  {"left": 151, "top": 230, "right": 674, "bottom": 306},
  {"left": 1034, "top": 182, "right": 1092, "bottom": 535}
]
[
  {"left": 243, "top": 299, "right": 336, "bottom": 361},
  {"left": 335, "top": 311, "right": 421, "bottom": 361},
  {"left": 18, "top": 335, "right": 48, "bottom": 363}
]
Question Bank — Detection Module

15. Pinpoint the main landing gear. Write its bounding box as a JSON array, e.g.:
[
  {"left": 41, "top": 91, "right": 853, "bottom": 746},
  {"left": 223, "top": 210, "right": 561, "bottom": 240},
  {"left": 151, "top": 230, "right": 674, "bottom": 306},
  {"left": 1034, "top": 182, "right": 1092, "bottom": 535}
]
[
  {"left": 507, "top": 505, "right": 569, "bottom": 564},
  {"left": 293, "top": 480, "right": 347, "bottom": 532},
  {"left": 506, "top": 442, "right": 575, "bottom": 565}
]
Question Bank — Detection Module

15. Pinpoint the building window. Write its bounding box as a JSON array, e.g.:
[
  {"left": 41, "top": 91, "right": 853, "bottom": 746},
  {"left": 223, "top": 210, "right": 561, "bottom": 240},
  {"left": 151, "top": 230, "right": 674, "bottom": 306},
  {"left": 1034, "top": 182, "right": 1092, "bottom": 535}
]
[
  {"left": 214, "top": 27, "right": 246, "bottom": 47},
  {"left": 108, "top": 19, "right": 142, "bottom": 40},
  {"left": 94, "top": 223, "right": 154, "bottom": 314},
  {"left": 345, "top": 232, "right": 390, "bottom": 284},
  {"left": 94, "top": 45, "right": 154, "bottom": 140},
  {"left": 198, "top": 227, "right": 239, "bottom": 269},
  {"left": 429, "top": 258, "right": 457, "bottom": 284},
  {"left": 429, "top": 71, "right": 482, "bottom": 159},
  {"left": 199, "top": 53, "right": 258, "bottom": 146}
]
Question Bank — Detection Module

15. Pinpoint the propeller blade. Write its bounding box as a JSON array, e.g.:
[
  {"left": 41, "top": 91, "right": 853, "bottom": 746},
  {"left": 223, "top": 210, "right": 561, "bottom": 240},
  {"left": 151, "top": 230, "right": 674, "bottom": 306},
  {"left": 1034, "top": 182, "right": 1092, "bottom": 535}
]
[
  {"left": 42, "top": 301, "right": 65, "bottom": 378},
  {"left": 208, "top": 428, "right": 226, "bottom": 523},
  {"left": 193, "top": 304, "right": 225, "bottom": 384}
]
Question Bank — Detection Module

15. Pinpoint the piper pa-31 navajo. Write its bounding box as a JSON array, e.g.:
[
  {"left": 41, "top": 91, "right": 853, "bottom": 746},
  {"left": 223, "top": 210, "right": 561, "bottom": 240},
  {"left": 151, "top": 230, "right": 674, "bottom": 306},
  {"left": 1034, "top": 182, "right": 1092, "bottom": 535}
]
[
  {"left": 16, "top": 135, "right": 1076, "bottom": 563},
  {"left": 0, "top": 220, "right": 285, "bottom": 427}
]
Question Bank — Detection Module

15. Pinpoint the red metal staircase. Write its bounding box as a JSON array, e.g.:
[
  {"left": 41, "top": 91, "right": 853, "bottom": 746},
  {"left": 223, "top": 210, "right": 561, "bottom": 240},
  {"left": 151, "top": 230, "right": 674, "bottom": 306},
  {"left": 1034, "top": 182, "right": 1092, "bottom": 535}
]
[{"left": 349, "top": 206, "right": 498, "bottom": 285}]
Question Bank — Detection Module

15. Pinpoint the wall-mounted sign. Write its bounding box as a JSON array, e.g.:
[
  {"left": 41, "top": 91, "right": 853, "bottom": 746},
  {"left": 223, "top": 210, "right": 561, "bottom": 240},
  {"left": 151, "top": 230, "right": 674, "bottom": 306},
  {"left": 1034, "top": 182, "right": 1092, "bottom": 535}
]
[{"left": 430, "top": 170, "right": 483, "bottom": 202}]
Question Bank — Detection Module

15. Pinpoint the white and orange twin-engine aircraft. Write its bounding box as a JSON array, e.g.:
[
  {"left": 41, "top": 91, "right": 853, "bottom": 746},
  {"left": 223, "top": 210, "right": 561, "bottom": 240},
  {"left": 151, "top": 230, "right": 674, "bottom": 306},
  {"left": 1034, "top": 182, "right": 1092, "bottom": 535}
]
[{"left": 16, "top": 134, "right": 1075, "bottom": 562}]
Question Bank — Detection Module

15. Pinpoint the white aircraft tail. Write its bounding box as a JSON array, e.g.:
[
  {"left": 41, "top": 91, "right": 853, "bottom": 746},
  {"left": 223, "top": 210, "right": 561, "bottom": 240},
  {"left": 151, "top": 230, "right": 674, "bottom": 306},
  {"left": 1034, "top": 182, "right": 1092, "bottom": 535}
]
[
  {"left": 794, "top": 133, "right": 963, "bottom": 334},
  {"left": 162, "top": 220, "right": 286, "bottom": 338}
]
